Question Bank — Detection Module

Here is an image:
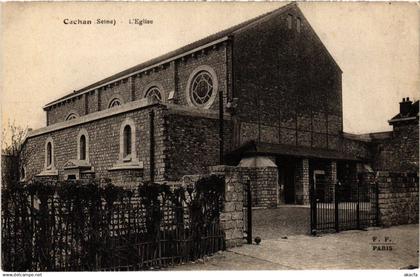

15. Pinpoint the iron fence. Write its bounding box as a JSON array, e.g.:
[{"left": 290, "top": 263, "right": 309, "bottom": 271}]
[
  {"left": 310, "top": 177, "right": 379, "bottom": 235},
  {"left": 2, "top": 176, "right": 225, "bottom": 271}
]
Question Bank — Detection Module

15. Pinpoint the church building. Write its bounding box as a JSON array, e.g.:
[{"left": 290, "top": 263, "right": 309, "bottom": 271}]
[{"left": 20, "top": 3, "right": 388, "bottom": 207}]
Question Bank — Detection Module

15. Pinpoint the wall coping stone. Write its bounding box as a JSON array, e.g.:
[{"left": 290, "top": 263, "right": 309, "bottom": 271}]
[
  {"left": 28, "top": 98, "right": 157, "bottom": 138},
  {"left": 27, "top": 101, "right": 231, "bottom": 141},
  {"left": 108, "top": 161, "right": 144, "bottom": 171}
]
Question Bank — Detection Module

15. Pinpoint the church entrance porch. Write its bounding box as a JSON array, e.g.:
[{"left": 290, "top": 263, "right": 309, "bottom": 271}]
[
  {"left": 276, "top": 157, "right": 337, "bottom": 207},
  {"left": 255, "top": 156, "right": 340, "bottom": 237}
]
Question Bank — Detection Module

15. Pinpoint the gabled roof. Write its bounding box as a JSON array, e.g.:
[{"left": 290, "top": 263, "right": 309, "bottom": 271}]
[
  {"left": 44, "top": 3, "right": 295, "bottom": 108},
  {"left": 389, "top": 100, "right": 419, "bottom": 124},
  {"left": 45, "top": 2, "right": 341, "bottom": 108}
]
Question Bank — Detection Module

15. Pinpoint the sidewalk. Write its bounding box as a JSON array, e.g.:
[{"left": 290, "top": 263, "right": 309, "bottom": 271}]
[{"left": 173, "top": 224, "right": 419, "bottom": 270}]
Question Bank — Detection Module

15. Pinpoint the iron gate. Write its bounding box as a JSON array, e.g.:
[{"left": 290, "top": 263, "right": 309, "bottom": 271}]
[{"left": 310, "top": 176, "right": 379, "bottom": 235}]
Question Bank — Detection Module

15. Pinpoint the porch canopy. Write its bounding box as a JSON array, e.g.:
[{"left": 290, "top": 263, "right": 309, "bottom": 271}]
[{"left": 225, "top": 141, "right": 364, "bottom": 164}]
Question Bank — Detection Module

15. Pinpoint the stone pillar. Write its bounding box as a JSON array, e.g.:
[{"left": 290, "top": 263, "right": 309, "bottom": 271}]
[
  {"left": 238, "top": 156, "right": 278, "bottom": 208},
  {"left": 325, "top": 161, "right": 337, "bottom": 203},
  {"left": 209, "top": 165, "right": 245, "bottom": 248},
  {"left": 295, "top": 159, "right": 309, "bottom": 205}
]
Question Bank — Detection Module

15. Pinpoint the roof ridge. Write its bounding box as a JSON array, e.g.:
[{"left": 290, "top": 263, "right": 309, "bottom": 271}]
[{"left": 44, "top": 2, "right": 295, "bottom": 107}]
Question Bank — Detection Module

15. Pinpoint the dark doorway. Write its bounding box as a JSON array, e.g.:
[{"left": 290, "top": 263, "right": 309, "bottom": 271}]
[
  {"left": 277, "top": 157, "right": 296, "bottom": 204},
  {"left": 313, "top": 171, "right": 326, "bottom": 202}
]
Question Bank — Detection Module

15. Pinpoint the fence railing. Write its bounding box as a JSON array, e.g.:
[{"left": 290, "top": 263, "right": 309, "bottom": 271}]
[
  {"left": 310, "top": 178, "right": 379, "bottom": 235},
  {"left": 2, "top": 176, "right": 226, "bottom": 271}
]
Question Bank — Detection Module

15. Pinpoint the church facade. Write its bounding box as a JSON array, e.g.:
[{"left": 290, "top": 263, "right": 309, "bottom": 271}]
[{"left": 20, "top": 3, "right": 416, "bottom": 207}]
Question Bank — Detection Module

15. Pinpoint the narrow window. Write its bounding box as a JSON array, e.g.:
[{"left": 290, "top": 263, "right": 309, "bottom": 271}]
[
  {"left": 287, "top": 14, "right": 293, "bottom": 29},
  {"left": 123, "top": 125, "right": 132, "bottom": 158},
  {"left": 20, "top": 166, "right": 25, "bottom": 180},
  {"left": 297, "top": 17, "right": 301, "bottom": 33},
  {"left": 79, "top": 135, "right": 86, "bottom": 160},
  {"left": 47, "top": 142, "right": 52, "bottom": 167}
]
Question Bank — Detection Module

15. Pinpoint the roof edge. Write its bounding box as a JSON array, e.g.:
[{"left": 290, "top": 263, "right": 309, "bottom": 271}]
[{"left": 43, "top": 36, "right": 230, "bottom": 109}]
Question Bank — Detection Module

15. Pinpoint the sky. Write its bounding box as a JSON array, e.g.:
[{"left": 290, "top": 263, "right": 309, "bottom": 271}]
[{"left": 1, "top": 2, "right": 419, "bottom": 134}]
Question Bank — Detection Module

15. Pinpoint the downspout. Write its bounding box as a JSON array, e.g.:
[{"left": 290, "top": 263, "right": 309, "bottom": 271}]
[
  {"left": 219, "top": 90, "right": 224, "bottom": 165},
  {"left": 149, "top": 109, "right": 155, "bottom": 183}
]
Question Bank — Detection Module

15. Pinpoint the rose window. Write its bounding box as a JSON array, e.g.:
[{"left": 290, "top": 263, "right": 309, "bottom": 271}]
[{"left": 190, "top": 71, "right": 213, "bottom": 107}]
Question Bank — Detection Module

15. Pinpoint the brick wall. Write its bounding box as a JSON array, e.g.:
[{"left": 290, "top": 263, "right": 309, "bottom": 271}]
[
  {"left": 376, "top": 171, "right": 419, "bottom": 227},
  {"left": 233, "top": 5, "right": 342, "bottom": 151}
]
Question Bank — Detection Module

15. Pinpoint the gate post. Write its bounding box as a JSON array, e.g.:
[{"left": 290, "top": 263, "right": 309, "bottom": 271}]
[
  {"left": 375, "top": 182, "right": 380, "bottom": 227},
  {"left": 310, "top": 179, "right": 317, "bottom": 236},
  {"left": 334, "top": 181, "right": 339, "bottom": 233},
  {"left": 246, "top": 179, "right": 252, "bottom": 244},
  {"left": 356, "top": 178, "right": 360, "bottom": 229}
]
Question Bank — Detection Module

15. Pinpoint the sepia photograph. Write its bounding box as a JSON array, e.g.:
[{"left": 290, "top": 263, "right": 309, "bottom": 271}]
[{"left": 0, "top": 1, "right": 419, "bottom": 273}]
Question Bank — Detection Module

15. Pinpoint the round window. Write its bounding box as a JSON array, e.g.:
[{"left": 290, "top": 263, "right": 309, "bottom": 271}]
[{"left": 190, "top": 71, "right": 214, "bottom": 107}]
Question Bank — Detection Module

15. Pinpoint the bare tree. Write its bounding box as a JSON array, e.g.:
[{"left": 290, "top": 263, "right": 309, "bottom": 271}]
[{"left": 1, "top": 120, "right": 28, "bottom": 156}]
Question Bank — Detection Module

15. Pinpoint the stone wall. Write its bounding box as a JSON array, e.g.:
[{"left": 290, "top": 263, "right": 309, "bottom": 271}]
[
  {"left": 238, "top": 166, "right": 278, "bottom": 208},
  {"left": 21, "top": 105, "right": 168, "bottom": 185},
  {"left": 212, "top": 164, "right": 278, "bottom": 208},
  {"left": 165, "top": 111, "right": 233, "bottom": 181},
  {"left": 376, "top": 171, "right": 419, "bottom": 227},
  {"left": 47, "top": 94, "right": 87, "bottom": 125},
  {"left": 372, "top": 123, "right": 419, "bottom": 172},
  {"left": 209, "top": 166, "right": 245, "bottom": 248}
]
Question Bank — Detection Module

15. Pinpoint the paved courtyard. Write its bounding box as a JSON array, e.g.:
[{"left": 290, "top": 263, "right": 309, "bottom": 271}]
[
  {"left": 173, "top": 224, "right": 419, "bottom": 270},
  {"left": 252, "top": 206, "right": 310, "bottom": 238}
]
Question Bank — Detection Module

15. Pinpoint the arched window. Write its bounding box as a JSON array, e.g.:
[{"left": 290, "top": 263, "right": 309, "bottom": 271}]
[
  {"left": 47, "top": 142, "right": 52, "bottom": 167},
  {"left": 296, "top": 17, "right": 302, "bottom": 33},
  {"left": 186, "top": 65, "right": 218, "bottom": 109},
  {"left": 77, "top": 129, "right": 89, "bottom": 162},
  {"left": 145, "top": 86, "right": 162, "bottom": 102},
  {"left": 20, "top": 165, "right": 26, "bottom": 181},
  {"left": 79, "top": 135, "right": 86, "bottom": 160},
  {"left": 108, "top": 98, "right": 122, "bottom": 108},
  {"left": 123, "top": 125, "right": 132, "bottom": 158},
  {"left": 44, "top": 137, "right": 55, "bottom": 170},
  {"left": 118, "top": 118, "right": 137, "bottom": 163},
  {"left": 287, "top": 14, "right": 293, "bottom": 29},
  {"left": 66, "top": 112, "right": 79, "bottom": 121}
]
